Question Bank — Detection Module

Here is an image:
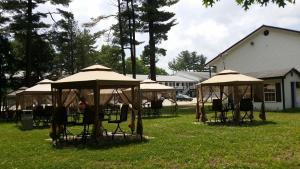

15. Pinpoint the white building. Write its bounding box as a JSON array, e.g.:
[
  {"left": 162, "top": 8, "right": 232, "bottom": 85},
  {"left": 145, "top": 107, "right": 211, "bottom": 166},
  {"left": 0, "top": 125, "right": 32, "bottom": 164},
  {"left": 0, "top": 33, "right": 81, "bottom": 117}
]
[
  {"left": 129, "top": 73, "right": 211, "bottom": 97},
  {"left": 207, "top": 25, "right": 300, "bottom": 110}
]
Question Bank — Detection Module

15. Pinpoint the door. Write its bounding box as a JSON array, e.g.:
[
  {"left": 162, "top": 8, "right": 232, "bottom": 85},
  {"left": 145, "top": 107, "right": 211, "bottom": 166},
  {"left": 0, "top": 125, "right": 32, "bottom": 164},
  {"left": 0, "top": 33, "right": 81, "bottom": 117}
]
[
  {"left": 291, "top": 82, "right": 295, "bottom": 108},
  {"left": 296, "top": 82, "right": 300, "bottom": 108}
]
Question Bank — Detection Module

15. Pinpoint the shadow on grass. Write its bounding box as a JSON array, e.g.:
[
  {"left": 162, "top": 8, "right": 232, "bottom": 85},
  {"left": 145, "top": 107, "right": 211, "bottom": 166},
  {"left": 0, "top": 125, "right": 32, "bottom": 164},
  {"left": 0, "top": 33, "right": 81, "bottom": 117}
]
[
  {"left": 142, "top": 115, "right": 179, "bottom": 120},
  {"left": 205, "top": 120, "right": 277, "bottom": 127},
  {"left": 53, "top": 136, "right": 149, "bottom": 150}
]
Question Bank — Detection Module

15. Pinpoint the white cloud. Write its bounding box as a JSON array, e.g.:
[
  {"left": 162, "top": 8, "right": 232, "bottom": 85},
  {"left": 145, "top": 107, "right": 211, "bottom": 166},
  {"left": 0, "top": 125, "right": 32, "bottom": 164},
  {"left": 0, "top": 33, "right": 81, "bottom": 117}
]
[{"left": 40, "top": 0, "right": 300, "bottom": 73}]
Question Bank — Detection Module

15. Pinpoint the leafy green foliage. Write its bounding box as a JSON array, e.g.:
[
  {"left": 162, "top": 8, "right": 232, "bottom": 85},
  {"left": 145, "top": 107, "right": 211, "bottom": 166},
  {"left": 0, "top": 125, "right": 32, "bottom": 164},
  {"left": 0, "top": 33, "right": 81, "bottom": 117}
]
[
  {"left": 0, "top": 0, "right": 71, "bottom": 84},
  {"left": 168, "top": 50, "right": 207, "bottom": 72},
  {"left": 93, "top": 45, "right": 168, "bottom": 75},
  {"left": 202, "top": 0, "right": 295, "bottom": 10},
  {"left": 94, "top": 45, "right": 123, "bottom": 73},
  {"left": 50, "top": 9, "right": 78, "bottom": 75}
]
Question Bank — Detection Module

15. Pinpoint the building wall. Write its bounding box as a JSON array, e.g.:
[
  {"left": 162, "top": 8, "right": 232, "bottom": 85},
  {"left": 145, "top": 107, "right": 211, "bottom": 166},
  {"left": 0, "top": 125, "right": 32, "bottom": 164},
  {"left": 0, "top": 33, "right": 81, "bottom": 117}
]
[
  {"left": 209, "top": 27, "right": 300, "bottom": 110},
  {"left": 211, "top": 28, "right": 300, "bottom": 73},
  {"left": 253, "top": 79, "right": 283, "bottom": 111}
]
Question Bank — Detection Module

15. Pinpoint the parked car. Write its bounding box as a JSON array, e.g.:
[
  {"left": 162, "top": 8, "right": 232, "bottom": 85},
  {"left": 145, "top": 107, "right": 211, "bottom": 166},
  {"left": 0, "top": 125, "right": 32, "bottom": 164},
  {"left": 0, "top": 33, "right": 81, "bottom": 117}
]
[{"left": 176, "top": 94, "right": 193, "bottom": 101}]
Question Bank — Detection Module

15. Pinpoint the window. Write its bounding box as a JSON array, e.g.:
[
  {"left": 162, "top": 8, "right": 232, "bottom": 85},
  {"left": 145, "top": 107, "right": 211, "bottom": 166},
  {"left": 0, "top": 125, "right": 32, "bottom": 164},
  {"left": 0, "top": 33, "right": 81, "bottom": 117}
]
[
  {"left": 296, "top": 82, "right": 300, "bottom": 88},
  {"left": 264, "top": 84, "right": 276, "bottom": 102},
  {"left": 176, "top": 83, "right": 179, "bottom": 86}
]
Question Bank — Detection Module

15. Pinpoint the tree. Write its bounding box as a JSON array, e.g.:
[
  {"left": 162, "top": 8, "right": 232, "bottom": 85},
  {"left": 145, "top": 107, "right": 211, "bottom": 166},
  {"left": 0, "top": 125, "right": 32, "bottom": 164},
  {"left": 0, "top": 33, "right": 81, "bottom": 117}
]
[
  {"left": 75, "top": 29, "right": 97, "bottom": 70},
  {"left": 0, "top": 36, "right": 12, "bottom": 114},
  {"left": 0, "top": 0, "right": 71, "bottom": 84},
  {"left": 168, "top": 50, "right": 207, "bottom": 72},
  {"left": 83, "top": 0, "right": 141, "bottom": 77},
  {"left": 94, "top": 45, "right": 123, "bottom": 73},
  {"left": 139, "top": 0, "right": 178, "bottom": 80},
  {"left": 202, "top": 0, "right": 294, "bottom": 10},
  {"left": 51, "top": 9, "right": 78, "bottom": 75}
]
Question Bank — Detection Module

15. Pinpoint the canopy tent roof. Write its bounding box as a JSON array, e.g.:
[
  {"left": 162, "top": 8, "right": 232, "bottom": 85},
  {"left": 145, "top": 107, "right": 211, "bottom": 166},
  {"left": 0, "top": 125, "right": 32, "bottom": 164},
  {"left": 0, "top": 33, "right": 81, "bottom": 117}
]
[
  {"left": 18, "top": 79, "right": 53, "bottom": 95},
  {"left": 52, "top": 65, "right": 140, "bottom": 89},
  {"left": 140, "top": 79, "right": 176, "bottom": 92},
  {"left": 7, "top": 87, "right": 28, "bottom": 98},
  {"left": 198, "top": 70, "right": 263, "bottom": 86}
]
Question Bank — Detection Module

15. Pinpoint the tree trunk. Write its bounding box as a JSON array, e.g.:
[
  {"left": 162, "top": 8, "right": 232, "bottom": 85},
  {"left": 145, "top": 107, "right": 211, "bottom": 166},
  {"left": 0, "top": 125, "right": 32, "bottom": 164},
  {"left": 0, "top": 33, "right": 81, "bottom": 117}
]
[
  {"left": 117, "top": 0, "right": 127, "bottom": 75},
  {"left": 25, "top": 0, "right": 33, "bottom": 85},
  {"left": 126, "top": 0, "right": 136, "bottom": 79},
  {"left": 130, "top": 0, "right": 137, "bottom": 79},
  {"left": 147, "top": 0, "right": 156, "bottom": 81},
  {"left": 69, "top": 19, "right": 75, "bottom": 74}
]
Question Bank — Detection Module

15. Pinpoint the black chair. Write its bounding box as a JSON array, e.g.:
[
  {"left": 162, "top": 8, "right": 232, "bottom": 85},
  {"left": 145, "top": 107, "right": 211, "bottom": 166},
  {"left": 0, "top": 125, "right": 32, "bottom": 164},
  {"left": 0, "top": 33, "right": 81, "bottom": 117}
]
[
  {"left": 82, "top": 106, "right": 95, "bottom": 143},
  {"left": 212, "top": 99, "right": 226, "bottom": 122},
  {"left": 33, "top": 106, "right": 44, "bottom": 127},
  {"left": 151, "top": 100, "right": 163, "bottom": 115},
  {"left": 108, "top": 104, "right": 129, "bottom": 139},
  {"left": 240, "top": 98, "right": 253, "bottom": 121},
  {"left": 52, "top": 106, "right": 70, "bottom": 142},
  {"left": 43, "top": 106, "right": 53, "bottom": 125}
]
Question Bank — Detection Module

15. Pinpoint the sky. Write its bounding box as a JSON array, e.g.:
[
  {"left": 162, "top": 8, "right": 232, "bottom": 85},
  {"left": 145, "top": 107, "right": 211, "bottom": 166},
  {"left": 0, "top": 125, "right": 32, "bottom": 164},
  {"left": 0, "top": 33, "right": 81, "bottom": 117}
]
[{"left": 41, "top": 0, "right": 300, "bottom": 73}]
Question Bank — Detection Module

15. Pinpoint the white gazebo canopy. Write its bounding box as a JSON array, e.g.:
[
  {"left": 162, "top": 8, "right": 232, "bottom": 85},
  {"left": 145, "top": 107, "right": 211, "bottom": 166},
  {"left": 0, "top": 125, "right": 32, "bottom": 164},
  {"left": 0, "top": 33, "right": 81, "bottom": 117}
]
[
  {"left": 140, "top": 79, "right": 176, "bottom": 92},
  {"left": 17, "top": 79, "right": 54, "bottom": 109},
  {"left": 52, "top": 65, "right": 140, "bottom": 89},
  {"left": 196, "top": 70, "right": 265, "bottom": 123},
  {"left": 20, "top": 79, "right": 53, "bottom": 95},
  {"left": 51, "top": 64, "right": 143, "bottom": 140},
  {"left": 199, "top": 70, "right": 263, "bottom": 86}
]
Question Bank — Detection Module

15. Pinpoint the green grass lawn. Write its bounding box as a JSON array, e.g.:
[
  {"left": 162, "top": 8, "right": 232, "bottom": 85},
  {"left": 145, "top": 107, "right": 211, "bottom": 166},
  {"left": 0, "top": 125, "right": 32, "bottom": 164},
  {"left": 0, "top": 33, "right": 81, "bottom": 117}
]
[{"left": 1, "top": 107, "right": 300, "bottom": 169}]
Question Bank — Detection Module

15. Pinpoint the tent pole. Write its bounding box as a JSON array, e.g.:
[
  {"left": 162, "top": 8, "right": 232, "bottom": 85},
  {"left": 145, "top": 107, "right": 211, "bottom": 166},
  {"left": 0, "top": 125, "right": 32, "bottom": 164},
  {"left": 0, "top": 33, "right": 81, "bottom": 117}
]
[
  {"left": 233, "top": 85, "right": 240, "bottom": 123},
  {"left": 131, "top": 86, "right": 136, "bottom": 134},
  {"left": 220, "top": 85, "right": 224, "bottom": 122},
  {"left": 200, "top": 85, "right": 207, "bottom": 122},
  {"left": 93, "top": 81, "right": 101, "bottom": 141},
  {"left": 196, "top": 85, "right": 200, "bottom": 121},
  {"left": 136, "top": 85, "right": 143, "bottom": 140}
]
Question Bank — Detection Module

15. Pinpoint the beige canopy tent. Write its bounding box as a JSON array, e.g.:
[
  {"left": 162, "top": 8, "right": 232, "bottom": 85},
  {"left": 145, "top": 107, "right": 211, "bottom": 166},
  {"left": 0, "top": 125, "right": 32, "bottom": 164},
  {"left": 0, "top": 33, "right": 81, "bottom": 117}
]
[
  {"left": 196, "top": 70, "right": 265, "bottom": 122},
  {"left": 140, "top": 79, "right": 177, "bottom": 113},
  {"left": 17, "top": 79, "right": 53, "bottom": 109},
  {"left": 51, "top": 64, "right": 142, "bottom": 140},
  {"left": 6, "top": 87, "right": 27, "bottom": 110}
]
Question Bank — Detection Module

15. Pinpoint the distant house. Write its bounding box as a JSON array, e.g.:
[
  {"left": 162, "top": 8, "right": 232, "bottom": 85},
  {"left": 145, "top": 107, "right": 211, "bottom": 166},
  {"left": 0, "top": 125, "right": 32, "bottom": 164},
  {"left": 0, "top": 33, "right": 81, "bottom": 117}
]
[
  {"left": 207, "top": 25, "right": 300, "bottom": 110},
  {"left": 128, "top": 72, "right": 211, "bottom": 97}
]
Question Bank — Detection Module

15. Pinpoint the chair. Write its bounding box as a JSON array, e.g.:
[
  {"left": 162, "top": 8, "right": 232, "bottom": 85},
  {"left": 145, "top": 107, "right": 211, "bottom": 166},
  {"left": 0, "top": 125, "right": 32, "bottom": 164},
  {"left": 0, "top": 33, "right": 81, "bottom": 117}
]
[
  {"left": 52, "top": 106, "right": 70, "bottom": 142},
  {"left": 108, "top": 104, "right": 129, "bottom": 139},
  {"left": 212, "top": 99, "right": 226, "bottom": 122},
  {"left": 82, "top": 106, "right": 95, "bottom": 143},
  {"left": 43, "top": 106, "right": 53, "bottom": 125},
  {"left": 240, "top": 98, "right": 253, "bottom": 122},
  {"left": 151, "top": 100, "right": 163, "bottom": 115},
  {"left": 33, "top": 106, "right": 44, "bottom": 127}
]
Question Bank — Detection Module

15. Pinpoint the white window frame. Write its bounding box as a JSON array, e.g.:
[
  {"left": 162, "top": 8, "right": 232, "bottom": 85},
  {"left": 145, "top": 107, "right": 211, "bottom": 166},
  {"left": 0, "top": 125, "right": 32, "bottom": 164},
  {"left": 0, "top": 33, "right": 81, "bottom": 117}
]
[{"left": 264, "top": 83, "right": 276, "bottom": 102}]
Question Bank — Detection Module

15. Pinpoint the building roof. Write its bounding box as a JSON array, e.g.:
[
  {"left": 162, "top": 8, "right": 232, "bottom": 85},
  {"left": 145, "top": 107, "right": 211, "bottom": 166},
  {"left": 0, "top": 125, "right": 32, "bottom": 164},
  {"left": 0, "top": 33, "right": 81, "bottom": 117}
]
[
  {"left": 175, "top": 71, "right": 213, "bottom": 82},
  {"left": 127, "top": 74, "right": 196, "bottom": 82},
  {"left": 199, "top": 69, "right": 263, "bottom": 86},
  {"left": 246, "top": 68, "right": 300, "bottom": 79},
  {"left": 206, "top": 25, "right": 300, "bottom": 66}
]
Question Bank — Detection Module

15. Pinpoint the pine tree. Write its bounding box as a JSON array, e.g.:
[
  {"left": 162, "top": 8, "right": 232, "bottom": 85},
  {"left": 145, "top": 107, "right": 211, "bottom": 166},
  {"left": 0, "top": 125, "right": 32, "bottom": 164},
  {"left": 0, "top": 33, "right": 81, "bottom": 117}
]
[
  {"left": 0, "top": 0, "right": 71, "bottom": 85},
  {"left": 51, "top": 9, "right": 78, "bottom": 75},
  {"left": 139, "top": 0, "right": 178, "bottom": 80}
]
